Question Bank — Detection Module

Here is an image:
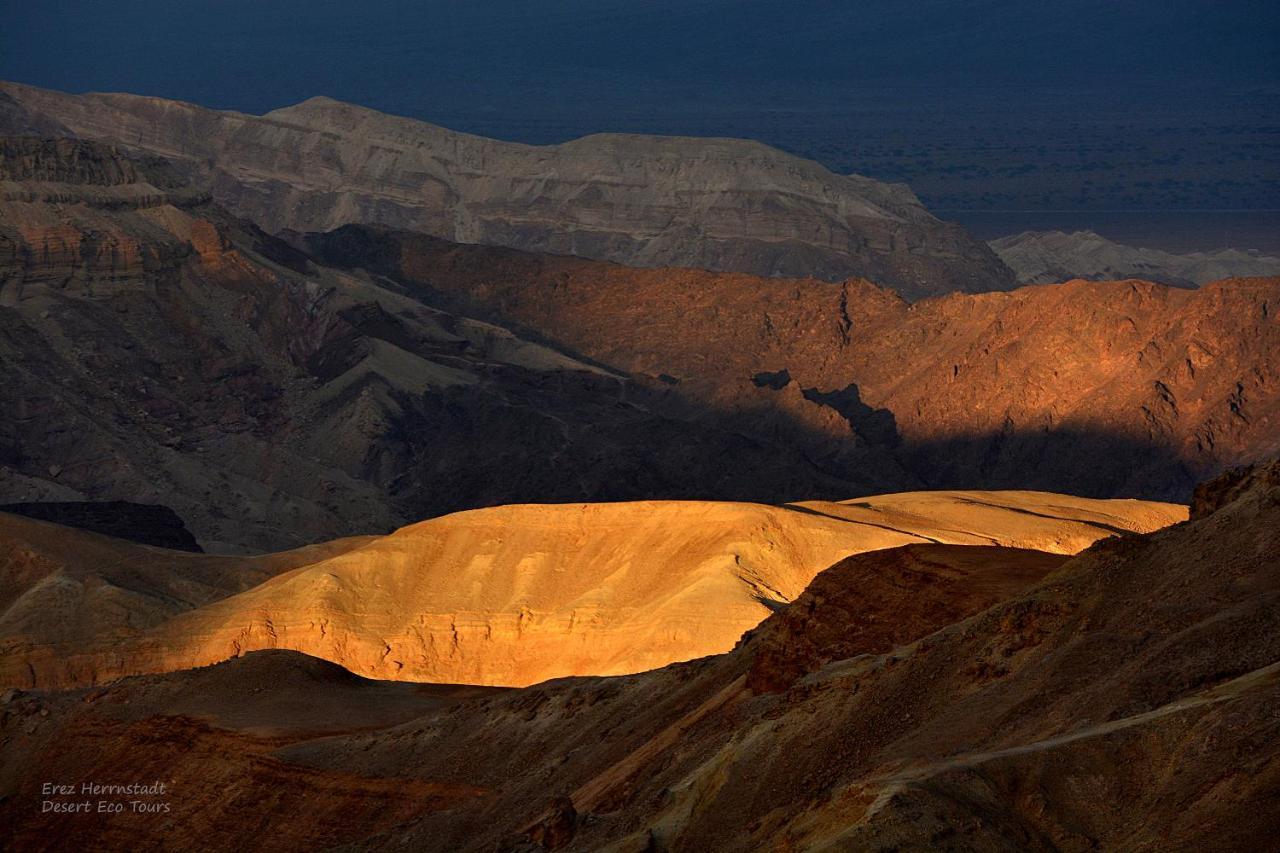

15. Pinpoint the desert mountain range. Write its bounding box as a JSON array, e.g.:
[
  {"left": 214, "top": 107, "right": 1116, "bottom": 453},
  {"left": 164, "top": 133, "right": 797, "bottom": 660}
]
[
  {"left": 1, "top": 458, "right": 1275, "bottom": 851},
  {"left": 2, "top": 136, "right": 1277, "bottom": 553},
  {"left": 1, "top": 75, "right": 1279, "bottom": 853},
  {"left": 992, "top": 229, "right": 1280, "bottom": 288},
  {"left": 0, "top": 80, "right": 1016, "bottom": 301}
]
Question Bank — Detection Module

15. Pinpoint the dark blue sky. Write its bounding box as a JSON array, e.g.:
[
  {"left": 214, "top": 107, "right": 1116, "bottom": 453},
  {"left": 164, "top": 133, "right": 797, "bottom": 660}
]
[{"left": 3, "top": 0, "right": 1276, "bottom": 120}]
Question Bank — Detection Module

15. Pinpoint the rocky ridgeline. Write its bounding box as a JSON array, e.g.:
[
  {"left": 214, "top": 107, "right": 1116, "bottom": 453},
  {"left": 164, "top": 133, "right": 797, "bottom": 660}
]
[
  {"left": 991, "top": 229, "right": 1280, "bottom": 288},
  {"left": 309, "top": 226, "right": 1280, "bottom": 503},
  {"left": 0, "top": 81, "right": 1015, "bottom": 300},
  {"left": 0, "top": 136, "right": 140, "bottom": 185}
]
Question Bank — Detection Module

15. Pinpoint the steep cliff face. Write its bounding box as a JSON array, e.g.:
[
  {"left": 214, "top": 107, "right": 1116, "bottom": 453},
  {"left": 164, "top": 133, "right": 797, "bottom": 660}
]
[
  {"left": 0, "top": 81, "right": 1015, "bottom": 300},
  {"left": 0, "top": 491, "right": 1183, "bottom": 690},
  {"left": 0, "top": 137, "right": 200, "bottom": 304},
  {"left": 308, "top": 226, "right": 1280, "bottom": 501}
]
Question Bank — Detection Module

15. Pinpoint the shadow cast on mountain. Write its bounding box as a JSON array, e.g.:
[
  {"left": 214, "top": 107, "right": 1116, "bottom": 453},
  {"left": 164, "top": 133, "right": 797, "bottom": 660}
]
[
  {"left": 298, "top": 224, "right": 1213, "bottom": 512},
  {"left": 895, "top": 427, "right": 1200, "bottom": 502}
]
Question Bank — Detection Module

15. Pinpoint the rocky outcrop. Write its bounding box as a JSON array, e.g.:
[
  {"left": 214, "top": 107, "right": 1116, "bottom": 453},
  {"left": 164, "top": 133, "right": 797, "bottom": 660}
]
[
  {"left": 0, "top": 137, "right": 198, "bottom": 304},
  {"left": 743, "top": 544, "right": 1068, "bottom": 693},
  {"left": 991, "top": 229, "right": 1280, "bottom": 287},
  {"left": 1189, "top": 458, "right": 1280, "bottom": 519},
  {"left": 0, "top": 490, "right": 1184, "bottom": 690},
  {"left": 0, "top": 136, "right": 140, "bottom": 185},
  {"left": 0, "top": 81, "right": 1015, "bottom": 300}
]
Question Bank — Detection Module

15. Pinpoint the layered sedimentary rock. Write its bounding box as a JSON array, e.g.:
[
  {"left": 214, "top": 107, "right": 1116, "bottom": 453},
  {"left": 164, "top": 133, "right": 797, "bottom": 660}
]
[
  {"left": 309, "top": 226, "right": 1280, "bottom": 501},
  {"left": 992, "top": 229, "right": 1280, "bottom": 287},
  {"left": 0, "top": 81, "right": 1015, "bottom": 300},
  {"left": 0, "top": 490, "right": 1183, "bottom": 690}
]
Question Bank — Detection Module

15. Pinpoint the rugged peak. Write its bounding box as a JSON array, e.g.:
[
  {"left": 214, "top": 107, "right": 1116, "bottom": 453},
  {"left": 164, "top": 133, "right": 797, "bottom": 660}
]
[
  {"left": 267, "top": 94, "right": 397, "bottom": 123},
  {"left": 1189, "top": 457, "right": 1280, "bottom": 520}
]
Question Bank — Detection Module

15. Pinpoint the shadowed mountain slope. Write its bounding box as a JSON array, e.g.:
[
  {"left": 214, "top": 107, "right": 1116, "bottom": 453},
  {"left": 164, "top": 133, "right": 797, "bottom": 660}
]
[
  {"left": 3, "top": 136, "right": 1276, "bottom": 554},
  {"left": 307, "top": 225, "right": 1280, "bottom": 501},
  {"left": 0, "top": 136, "right": 923, "bottom": 551},
  {"left": 0, "top": 501, "right": 201, "bottom": 551},
  {"left": 0, "top": 80, "right": 1015, "bottom": 300}
]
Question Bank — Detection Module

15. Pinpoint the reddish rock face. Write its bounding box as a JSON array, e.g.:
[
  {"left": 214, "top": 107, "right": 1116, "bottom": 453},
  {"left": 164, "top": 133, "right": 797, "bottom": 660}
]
[
  {"left": 744, "top": 544, "right": 1068, "bottom": 693},
  {"left": 308, "top": 226, "right": 1280, "bottom": 501},
  {"left": 1190, "top": 458, "right": 1280, "bottom": 519}
]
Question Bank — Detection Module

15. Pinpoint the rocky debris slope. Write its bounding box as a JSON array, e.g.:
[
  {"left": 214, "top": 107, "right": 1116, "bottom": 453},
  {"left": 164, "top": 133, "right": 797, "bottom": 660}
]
[
  {"left": 1, "top": 463, "right": 1271, "bottom": 851},
  {"left": 0, "top": 490, "right": 1183, "bottom": 690},
  {"left": 0, "top": 81, "right": 1015, "bottom": 300},
  {"left": 992, "top": 229, "right": 1280, "bottom": 287},
  {"left": 309, "top": 225, "right": 1280, "bottom": 501}
]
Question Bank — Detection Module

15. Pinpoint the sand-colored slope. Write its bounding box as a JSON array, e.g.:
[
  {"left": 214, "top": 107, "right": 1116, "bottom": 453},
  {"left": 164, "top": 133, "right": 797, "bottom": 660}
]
[
  {"left": 793, "top": 490, "right": 1185, "bottom": 553},
  {"left": 1, "top": 492, "right": 1185, "bottom": 690}
]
